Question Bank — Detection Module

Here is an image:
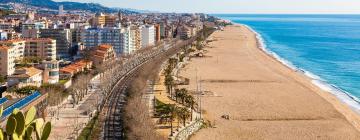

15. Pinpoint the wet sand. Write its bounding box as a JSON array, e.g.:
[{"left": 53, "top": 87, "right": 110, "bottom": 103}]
[{"left": 178, "top": 25, "right": 360, "bottom": 140}]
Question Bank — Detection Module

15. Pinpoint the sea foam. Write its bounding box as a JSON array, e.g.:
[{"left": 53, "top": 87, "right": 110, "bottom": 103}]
[{"left": 240, "top": 23, "right": 360, "bottom": 113}]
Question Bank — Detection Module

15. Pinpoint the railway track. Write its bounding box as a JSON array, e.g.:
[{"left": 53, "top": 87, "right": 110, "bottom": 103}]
[{"left": 101, "top": 37, "right": 197, "bottom": 140}]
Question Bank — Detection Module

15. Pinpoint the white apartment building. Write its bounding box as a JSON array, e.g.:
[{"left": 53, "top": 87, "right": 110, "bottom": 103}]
[
  {"left": 0, "top": 46, "right": 16, "bottom": 76},
  {"left": 0, "top": 40, "right": 25, "bottom": 61},
  {"left": 121, "top": 27, "right": 135, "bottom": 54},
  {"left": 81, "top": 27, "right": 122, "bottom": 55},
  {"left": 141, "top": 25, "right": 155, "bottom": 48},
  {"left": 82, "top": 27, "right": 136, "bottom": 55}
]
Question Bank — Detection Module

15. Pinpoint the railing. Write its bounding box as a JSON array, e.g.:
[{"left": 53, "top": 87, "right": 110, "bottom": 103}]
[{"left": 172, "top": 119, "right": 203, "bottom": 140}]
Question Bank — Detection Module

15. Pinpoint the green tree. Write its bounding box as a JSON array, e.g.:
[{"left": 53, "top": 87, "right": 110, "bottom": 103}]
[
  {"left": 0, "top": 75, "right": 5, "bottom": 84},
  {"left": 156, "top": 104, "right": 178, "bottom": 136},
  {"left": 184, "top": 94, "right": 197, "bottom": 121},
  {"left": 164, "top": 75, "right": 174, "bottom": 98},
  {"left": 15, "top": 86, "right": 39, "bottom": 97},
  {"left": 177, "top": 107, "right": 191, "bottom": 127}
]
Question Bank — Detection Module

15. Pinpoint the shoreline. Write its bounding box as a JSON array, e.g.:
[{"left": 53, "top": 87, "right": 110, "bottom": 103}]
[
  {"left": 240, "top": 23, "right": 360, "bottom": 113},
  {"left": 238, "top": 23, "right": 360, "bottom": 131},
  {"left": 182, "top": 24, "right": 360, "bottom": 139}
]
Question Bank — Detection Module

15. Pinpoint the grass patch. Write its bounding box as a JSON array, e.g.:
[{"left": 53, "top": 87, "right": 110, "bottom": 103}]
[
  {"left": 59, "top": 79, "right": 69, "bottom": 84},
  {"left": 77, "top": 113, "right": 99, "bottom": 140}
]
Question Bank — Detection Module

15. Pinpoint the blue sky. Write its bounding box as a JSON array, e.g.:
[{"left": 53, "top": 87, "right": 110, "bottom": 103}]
[{"left": 55, "top": 0, "right": 360, "bottom": 14}]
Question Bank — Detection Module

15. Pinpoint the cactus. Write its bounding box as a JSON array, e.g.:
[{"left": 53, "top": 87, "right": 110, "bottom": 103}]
[{"left": 0, "top": 106, "right": 52, "bottom": 140}]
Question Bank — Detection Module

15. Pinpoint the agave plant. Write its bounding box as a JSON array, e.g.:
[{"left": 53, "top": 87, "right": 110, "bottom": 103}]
[{"left": 0, "top": 106, "right": 51, "bottom": 140}]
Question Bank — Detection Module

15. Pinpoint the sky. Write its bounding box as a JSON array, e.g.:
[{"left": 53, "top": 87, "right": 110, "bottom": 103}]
[{"left": 55, "top": 0, "right": 360, "bottom": 14}]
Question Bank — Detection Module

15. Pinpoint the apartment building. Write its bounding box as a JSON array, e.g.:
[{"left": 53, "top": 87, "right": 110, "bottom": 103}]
[
  {"left": 82, "top": 27, "right": 135, "bottom": 55},
  {"left": 121, "top": 26, "right": 135, "bottom": 54},
  {"left": 40, "top": 29, "right": 71, "bottom": 59},
  {"left": 141, "top": 25, "right": 155, "bottom": 48},
  {"left": 0, "top": 46, "right": 16, "bottom": 76},
  {"left": 0, "top": 39, "right": 25, "bottom": 61},
  {"left": 91, "top": 44, "right": 116, "bottom": 67},
  {"left": 130, "top": 25, "right": 142, "bottom": 51},
  {"left": 154, "top": 24, "right": 161, "bottom": 42},
  {"left": 91, "top": 13, "right": 117, "bottom": 27},
  {"left": 24, "top": 38, "right": 57, "bottom": 60}
]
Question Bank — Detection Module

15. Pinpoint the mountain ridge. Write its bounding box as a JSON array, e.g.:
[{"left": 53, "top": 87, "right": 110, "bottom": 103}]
[{"left": 0, "top": 0, "right": 137, "bottom": 13}]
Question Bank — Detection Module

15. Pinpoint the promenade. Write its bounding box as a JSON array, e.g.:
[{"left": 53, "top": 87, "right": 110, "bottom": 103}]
[{"left": 48, "top": 75, "right": 102, "bottom": 140}]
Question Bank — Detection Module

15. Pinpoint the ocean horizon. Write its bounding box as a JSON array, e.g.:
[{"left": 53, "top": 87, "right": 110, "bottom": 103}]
[{"left": 215, "top": 14, "right": 360, "bottom": 112}]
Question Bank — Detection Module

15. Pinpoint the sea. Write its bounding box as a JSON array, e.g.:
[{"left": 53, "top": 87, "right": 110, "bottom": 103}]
[{"left": 215, "top": 14, "right": 360, "bottom": 112}]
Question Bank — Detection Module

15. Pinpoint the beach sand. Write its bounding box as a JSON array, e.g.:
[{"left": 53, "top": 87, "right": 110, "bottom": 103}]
[{"left": 178, "top": 25, "right": 360, "bottom": 140}]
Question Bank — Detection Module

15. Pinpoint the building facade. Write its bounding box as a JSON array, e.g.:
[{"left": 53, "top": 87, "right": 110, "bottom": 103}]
[
  {"left": 91, "top": 44, "right": 116, "bottom": 67},
  {"left": 7, "top": 67, "right": 43, "bottom": 87},
  {"left": 24, "top": 38, "right": 57, "bottom": 60},
  {"left": 141, "top": 25, "right": 155, "bottom": 48},
  {"left": 40, "top": 29, "right": 71, "bottom": 59},
  {"left": 0, "top": 46, "right": 16, "bottom": 76},
  {"left": 42, "top": 60, "right": 60, "bottom": 84},
  {"left": 0, "top": 40, "right": 25, "bottom": 61}
]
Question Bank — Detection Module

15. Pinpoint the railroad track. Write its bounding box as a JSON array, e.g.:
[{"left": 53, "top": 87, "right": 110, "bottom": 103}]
[{"left": 101, "top": 37, "right": 197, "bottom": 140}]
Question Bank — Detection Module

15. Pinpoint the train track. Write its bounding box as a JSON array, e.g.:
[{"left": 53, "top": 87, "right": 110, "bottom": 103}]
[{"left": 101, "top": 37, "right": 197, "bottom": 140}]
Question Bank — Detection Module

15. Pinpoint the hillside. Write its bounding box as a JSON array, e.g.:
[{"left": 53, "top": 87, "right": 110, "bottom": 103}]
[{"left": 0, "top": 0, "right": 136, "bottom": 13}]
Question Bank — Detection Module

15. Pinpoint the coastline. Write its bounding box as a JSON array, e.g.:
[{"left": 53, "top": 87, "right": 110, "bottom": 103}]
[
  {"left": 238, "top": 23, "right": 360, "bottom": 131},
  {"left": 179, "top": 24, "right": 360, "bottom": 139},
  {"left": 240, "top": 23, "right": 360, "bottom": 113}
]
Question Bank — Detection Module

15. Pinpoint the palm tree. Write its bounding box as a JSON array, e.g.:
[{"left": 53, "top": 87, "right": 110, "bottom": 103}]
[
  {"left": 174, "top": 89, "right": 181, "bottom": 102},
  {"left": 156, "top": 104, "right": 178, "bottom": 136},
  {"left": 164, "top": 75, "right": 174, "bottom": 98},
  {"left": 177, "top": 107, "right": 191, "bottom": 127},
  {"left": 185, "top": 94, "right": 197, "bottom": 121},
  {"left": 179, "top": 88, "right": 188, "bottom": 104},
  {"left": 168, "top": 58, "right": 178, "bottom": 70}
]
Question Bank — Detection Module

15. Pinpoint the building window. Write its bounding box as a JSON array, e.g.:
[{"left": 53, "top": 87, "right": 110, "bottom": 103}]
[{"left": 49, "top": 71, "right": 59, "bottom": 76}]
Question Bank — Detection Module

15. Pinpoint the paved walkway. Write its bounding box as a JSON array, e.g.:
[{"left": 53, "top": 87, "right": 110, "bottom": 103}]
[
  {"left": 47, "top": 75, "right": 103, "bottom": 140},
  {"left": 152, "top": 68, "right": 200, "bottom": 138}
]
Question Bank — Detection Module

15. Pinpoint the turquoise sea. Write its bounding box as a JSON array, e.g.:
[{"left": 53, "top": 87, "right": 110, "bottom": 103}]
[{"left": 215, "top": 14, "right": 360, "bottom": 111}]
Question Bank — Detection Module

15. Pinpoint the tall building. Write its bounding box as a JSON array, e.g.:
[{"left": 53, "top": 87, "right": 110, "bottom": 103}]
[
  {"left": 141, "top": 25, "right": 155, "bottom": 48},
  {"left": 24, "top": 38, "right": 57, "bottom": 60},
  {"left": 105, "top": 15, "right": 117, "bottom": 27},
  {"left": 130, "top": 25, "right": 142, "bottom": 51},
  {"left": 178, "top": 25, "right": 191, "bottom": 40},
  {"left": 154, "top": 24, "right": 161, "bottom": 42},
  {"left": 120, "top": 26, "right": 135, "bottom": 54},
  {"left": 0, "top": 46, "right": 16, "bottom": 76},
  {"left": 81, "top": 27, "right": 121, "bottom": 54},
  {"left": 40, "top": 29, "right": 71, "bottom": 59},
  {"left": 91, "top": 13, "right": 117, "bottom": 28},
  {"left": 59, "top": 5, "right": 64, "bottom": 15},
  {"left": 81, "top": 27, "right": 135, "bottom": 55},
  {"left": 0, "top": 40, "right": 25, "bottom": 61}
]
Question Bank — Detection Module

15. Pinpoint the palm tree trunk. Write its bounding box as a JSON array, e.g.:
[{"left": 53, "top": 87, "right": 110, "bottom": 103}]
[
  {"left": 170, "top": 117, "right": 173, "bottom": 136},
  {"left": 190, "top": 108, "right": 193, "bottom": 121},
  {"left": 183, "top": 117, "right": 186, "bottom": 127}
]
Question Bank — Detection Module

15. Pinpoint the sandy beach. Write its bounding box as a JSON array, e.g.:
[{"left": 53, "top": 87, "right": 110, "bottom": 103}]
[{"left": 178, "top": 25, "right": 360, "bottom": 139}]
